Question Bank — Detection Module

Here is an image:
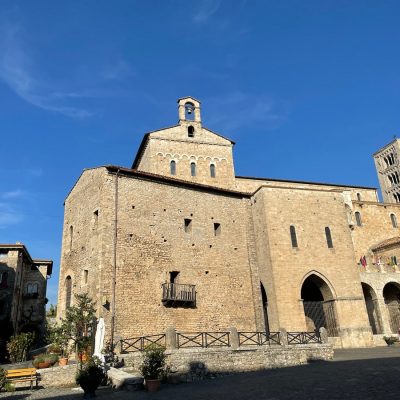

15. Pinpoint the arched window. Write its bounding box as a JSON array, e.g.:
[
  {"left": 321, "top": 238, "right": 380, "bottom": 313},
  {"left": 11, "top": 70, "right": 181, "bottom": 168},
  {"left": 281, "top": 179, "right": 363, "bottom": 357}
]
[
  {"left": 210, "top": 164, "right": 216, "bottom": 178},
  {"left": 65, "top": 276, "right": 72, "bottom": 309},
  {"left": 185, "top": 102, "right": 195, "bottom": 120},
  {"left": 391, "top": 213, "right": 397, "bottom": 228},
  {"left": 188, "top": 125, "right": 195, "bottom": 138},
  {"left": 170, "top": 160, "right": 176, "bottom": 175},
  {"left": 355, "top": 212, "right": 362, "bottom": 227},
  {"left": 0, "top": 271, "right": 8, "bottom": 289},
  {"left": 325, "top": 227, "right": 333, "bottom": 248},
  {"left": 190, "top": 162, "right": 196, "bottom": 177},
  {"left": 290, "top": 225, "right": 298, "bottom": 248},
  {"left": 356, "top": 193, "right": 361, "bottom": 201}
]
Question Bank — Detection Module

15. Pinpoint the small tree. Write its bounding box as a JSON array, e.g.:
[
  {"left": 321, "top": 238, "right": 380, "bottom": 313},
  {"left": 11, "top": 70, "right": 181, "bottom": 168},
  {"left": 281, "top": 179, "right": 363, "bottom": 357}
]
[
  {"left": 59, "top": 293, "right": 96, "bottom": 360},
  {"left": 6, "top": 332, "right": 35, "bottom": 363}
]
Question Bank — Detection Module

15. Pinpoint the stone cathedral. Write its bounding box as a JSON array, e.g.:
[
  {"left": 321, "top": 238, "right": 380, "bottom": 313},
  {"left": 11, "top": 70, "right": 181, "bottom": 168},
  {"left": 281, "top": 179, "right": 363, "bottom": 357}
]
[{"left": 57, "top": 97, "right": 400, "bottom": 348}]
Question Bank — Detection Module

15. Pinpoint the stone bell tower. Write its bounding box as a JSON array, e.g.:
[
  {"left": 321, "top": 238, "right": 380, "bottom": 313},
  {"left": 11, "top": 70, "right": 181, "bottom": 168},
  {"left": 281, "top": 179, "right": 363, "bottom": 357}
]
[{"left": 374, "top": 138, "right": 400, "bottom": 203}]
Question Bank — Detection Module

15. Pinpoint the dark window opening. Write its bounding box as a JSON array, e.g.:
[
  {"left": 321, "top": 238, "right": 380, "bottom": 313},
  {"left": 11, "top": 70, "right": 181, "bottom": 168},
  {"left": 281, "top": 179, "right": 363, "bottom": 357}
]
[
  {"left": 325, "top": 227, "right": 333, "bottom": 248},
  {"left": 184, "top": 218, "right": 192, "bottom": 233},
  {"left": 190, "top": 162, "right": 196, "bottom": 177},
  {"left": 170, "top": 271, "right": 179, "bottom": 284},
  {"left": 188, "top": 126, "right": 195, "bottom": 137},
  {"left": 170, "top": 160, "right": 176, "bottom": 175},
  {"left": 65, "top": 276, "right": 72, "bottom": 309},
  {"left": 355, "top": 212, "right": 362, "bottom": 227},
  {"left": 391, "top": 213, "right": 398, "bottom": 228},
  {"left": 290, "top": 225, "right": 298, "bottom": 248},
  {"left": 0, "top": 271, "right": 8, "bottom": 289},
  {"left": 69, "top": 225, "right": 73, "bottom": 251},
  {"left": 214, "top": 223, "right": 221, "bottom": 236},
  {"left": 356, "top": 193, "right": 361, "bottom": 201},
  {"left": 84, "top": 270, "right": 88, "bottom": 284},
  {"left": 210, "top": 163, "right": 216, "bottom": 178}
]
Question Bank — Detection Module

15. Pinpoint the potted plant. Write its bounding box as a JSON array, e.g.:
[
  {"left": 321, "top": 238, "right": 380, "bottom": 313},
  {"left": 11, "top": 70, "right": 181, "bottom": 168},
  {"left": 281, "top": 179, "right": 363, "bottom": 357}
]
[
  {"left": 383, "top": 336, "right": 399, "bottom": 346},
  {"left": 49, "top": 325, "right": 70, "bottom": 366},
  {"left": 0, "top": 367, "right": 6, "bottom": 391},
  {"left": 76, "top": 356, "right": 105, "bottom": 398},
  {"left": 33, "top": 353, "right": 59, "bottom": 369},
  {"left": 140, "top": 344, "right": 166, "bottom": 392}
]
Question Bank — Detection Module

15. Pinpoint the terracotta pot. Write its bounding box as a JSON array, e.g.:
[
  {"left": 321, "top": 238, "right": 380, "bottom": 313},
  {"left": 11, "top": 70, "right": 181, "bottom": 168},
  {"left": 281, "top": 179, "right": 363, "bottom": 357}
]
[
  {"left": 37, "top": 361, "right": 51, "bottom": 369},
  {"left": 145, "top": 379, "right": 160, "bottom": 392},
  {"left": 59, "top": 357, "right": 69, "bottom": 366}
]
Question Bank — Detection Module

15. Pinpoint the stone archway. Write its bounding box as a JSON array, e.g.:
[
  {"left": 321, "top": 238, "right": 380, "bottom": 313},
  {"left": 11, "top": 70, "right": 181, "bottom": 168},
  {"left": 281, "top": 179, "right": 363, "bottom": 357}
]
[
  {"left": 361, "top": 283, "right": 382, "bottom": 334},
  {"left": 301, "top": 274, "right": 338, "bottom": 336},
  {"left": 383, "top": 282, "right": 400, "bottom": 333}
]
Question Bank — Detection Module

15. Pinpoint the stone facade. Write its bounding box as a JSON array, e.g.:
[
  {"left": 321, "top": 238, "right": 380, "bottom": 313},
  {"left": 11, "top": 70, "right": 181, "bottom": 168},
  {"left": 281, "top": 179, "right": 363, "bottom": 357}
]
[
  {"left": 0, "top": 244, "right": 52, "bottom": 360},
  {"left": 57, "top": 97, "right": 400, "bottom": 349}
]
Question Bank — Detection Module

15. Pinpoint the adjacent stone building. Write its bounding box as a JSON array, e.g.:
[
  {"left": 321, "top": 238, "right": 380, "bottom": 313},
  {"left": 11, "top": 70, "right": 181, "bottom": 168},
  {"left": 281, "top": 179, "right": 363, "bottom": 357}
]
[
  {"left": 0, "top": 243, "right": 52, "bottom": 359},
  {"left": 57, "top": 97, "right": 400, "bottom": 348}
]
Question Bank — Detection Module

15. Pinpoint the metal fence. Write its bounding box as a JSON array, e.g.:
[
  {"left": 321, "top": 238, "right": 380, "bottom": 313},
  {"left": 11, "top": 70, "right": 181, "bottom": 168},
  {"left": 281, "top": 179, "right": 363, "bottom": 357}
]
[
  {"left": 303, "top": 301, "right": 339, "bottom": 337},
  {"left": 176, "top": 332, "right": 230, "bottom": 348},
  {"left": 287, "top": 331, "right": 322, "bottom": 345},
  {"left": 387, "top": 302, "right": 400, "bottom": 334},
  {"left": 238, "top": 331, "right": 280, "bottom": 346},
  {"left": 120, "top": 334, "right": 166, "bottom": 353}
]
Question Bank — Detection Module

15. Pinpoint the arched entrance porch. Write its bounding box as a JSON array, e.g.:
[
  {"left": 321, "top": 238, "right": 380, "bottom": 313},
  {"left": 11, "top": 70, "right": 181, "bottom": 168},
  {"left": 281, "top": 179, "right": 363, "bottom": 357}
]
[
  {"left": 301, "top": 274, "right": 338, "bottom": 337},
  {"left": 383, "top": 282, "right": 400, "bottom": 333},
  {"left": 361, "top": 283, "right": 382, "bottom": 334}
]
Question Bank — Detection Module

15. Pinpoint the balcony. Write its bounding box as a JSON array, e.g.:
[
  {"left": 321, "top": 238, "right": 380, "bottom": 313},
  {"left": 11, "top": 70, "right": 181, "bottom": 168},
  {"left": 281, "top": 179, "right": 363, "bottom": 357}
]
[
  {"left": 23, "top": 292, "right": 39, "bottom": 299},
  {"left": 162, "top": 283, "right": 196, "bottom": 308}
]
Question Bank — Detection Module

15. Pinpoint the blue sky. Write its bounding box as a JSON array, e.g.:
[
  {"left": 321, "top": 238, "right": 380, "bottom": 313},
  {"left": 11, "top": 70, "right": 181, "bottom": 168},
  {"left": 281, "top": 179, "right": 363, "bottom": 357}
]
[{"left": 0, "top": 1, "right": 399, "bottom": 306}]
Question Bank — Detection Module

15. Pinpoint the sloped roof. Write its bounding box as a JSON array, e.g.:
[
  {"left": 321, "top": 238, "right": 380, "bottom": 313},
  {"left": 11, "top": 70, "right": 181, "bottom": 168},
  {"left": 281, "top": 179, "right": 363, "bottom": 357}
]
[{"left": 371, "top": 237, "right": 400, "bottom": 251}]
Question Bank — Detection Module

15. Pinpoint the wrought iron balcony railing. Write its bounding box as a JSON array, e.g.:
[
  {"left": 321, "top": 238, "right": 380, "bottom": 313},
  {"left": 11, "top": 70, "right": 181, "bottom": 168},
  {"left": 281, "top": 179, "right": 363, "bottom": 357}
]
[{"left": 162, "top": 283, "right": 196, "bottom": 307}]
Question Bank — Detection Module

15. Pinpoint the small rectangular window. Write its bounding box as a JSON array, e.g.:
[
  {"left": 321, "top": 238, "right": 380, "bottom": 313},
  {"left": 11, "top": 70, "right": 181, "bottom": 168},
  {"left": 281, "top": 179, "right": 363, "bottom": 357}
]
[
  {"left": 214, "top": 223, "right": 221, "bottom": 236},
  {"left": 184, "top": 219, "right": 192, "bottom": 233},
  {"left": 325, "top": 227, "right": 333, "bottom": 248},
  {"left": 84, "top": 269, "right": 88, "bottom": 284},
  {"left": 290, "top": 225, "right": 298, "bottom": 248}
]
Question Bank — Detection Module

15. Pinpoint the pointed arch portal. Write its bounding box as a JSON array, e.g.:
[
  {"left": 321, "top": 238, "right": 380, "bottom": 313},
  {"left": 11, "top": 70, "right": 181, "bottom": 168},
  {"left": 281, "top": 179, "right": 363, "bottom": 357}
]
[
  {"left": 383, "top": 282, "right": 400, "bottom": 333},
  {"left": 301, "top": 274, "right": 338, "bottom": 336},
  {"left": 361, "top": 283, "right": 382, "bottom": 334}
]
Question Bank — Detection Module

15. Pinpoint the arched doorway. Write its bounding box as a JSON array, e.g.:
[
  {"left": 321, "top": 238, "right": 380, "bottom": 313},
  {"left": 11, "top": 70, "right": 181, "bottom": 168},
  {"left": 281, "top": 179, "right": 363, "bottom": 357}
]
[
  {"left": 383, "top": 282, "right": 400, "bottom": 333},
  {"left": 361, "top": 283, "right": 382, "bottom": 334},
  {"left": 260, "top": 283, "right": 270, "bottom": 334},
  {"left": 301, "top": 274, "right": 338, "bottom": 336}
]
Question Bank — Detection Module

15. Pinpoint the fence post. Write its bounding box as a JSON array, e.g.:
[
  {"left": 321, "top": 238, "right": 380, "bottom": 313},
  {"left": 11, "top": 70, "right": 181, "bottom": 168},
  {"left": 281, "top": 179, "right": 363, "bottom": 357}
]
[
  {"left": 279, "top": 328, "right": 288, "bottom": 346},
  {"left": 166, "top": 326, "right": 177, "bottom": 350},
  {"left": 229, "top": 327, "right": 239, "bottom": 349},
  {"left": 319, "top": 327, "right": 328, "bottom": 344}
]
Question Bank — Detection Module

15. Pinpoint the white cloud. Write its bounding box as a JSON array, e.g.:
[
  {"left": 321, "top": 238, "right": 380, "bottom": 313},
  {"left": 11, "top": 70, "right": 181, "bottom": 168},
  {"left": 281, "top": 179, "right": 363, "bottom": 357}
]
[
  {"left": 193, "top": 0, "right": 221, "bottom": 24},
  {"left": 0, "top": 202, "right": 23, "bottom": 229},
  {"left": 205, "top": 91, "right": 288, "bottom": 133},
  {"left": 100, "top": 58, "right": 134, "bottom": 81},
  {"left": 1, "top": 189, "right": 24, "bottom": 199},
  {"left": 0, "top": 18, "right": 93, "bottom": 118}
]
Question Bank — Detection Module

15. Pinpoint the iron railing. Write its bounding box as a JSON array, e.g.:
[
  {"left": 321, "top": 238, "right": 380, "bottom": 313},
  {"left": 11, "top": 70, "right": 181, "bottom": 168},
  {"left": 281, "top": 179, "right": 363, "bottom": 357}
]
[
  {"left": 120, "top": 334, "right": 166, "bottom": 353},
  {"left": 176, "top": 332, "right": 230, "bottom": 348},
  {"left": 162, "top": 283, "right": 196, "bottom": 306},
  {"left": 238, "top": 331, "right": 281, "bottom": 346},
  {"left": 287, "top": 332, "right": 322, "bottom": 345}
]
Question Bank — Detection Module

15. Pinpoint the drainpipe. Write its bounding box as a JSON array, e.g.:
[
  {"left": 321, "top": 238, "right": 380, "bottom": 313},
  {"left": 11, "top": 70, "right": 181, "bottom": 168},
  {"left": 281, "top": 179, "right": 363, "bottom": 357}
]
[{"left": 110, "top": 169, "right": 120, "bottom": 345}]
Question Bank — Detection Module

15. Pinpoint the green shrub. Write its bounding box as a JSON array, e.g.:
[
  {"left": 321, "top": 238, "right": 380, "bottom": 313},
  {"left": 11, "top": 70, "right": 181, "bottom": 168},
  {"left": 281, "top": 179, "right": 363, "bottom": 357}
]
[
  {"left": 6, "top": 332, "right": 35, "bottom": 363},
  {"left": 32, "top": 353, "right": 59, "bottom": 368},
  {"left": 4, "top": 383, "right": 15, "bottom": 392},
  {"left": 0, "top": 367, "right": 6, "bottom": 390},
  {"left": 140, "top": 344, "right": 166, "bottom": 380}
]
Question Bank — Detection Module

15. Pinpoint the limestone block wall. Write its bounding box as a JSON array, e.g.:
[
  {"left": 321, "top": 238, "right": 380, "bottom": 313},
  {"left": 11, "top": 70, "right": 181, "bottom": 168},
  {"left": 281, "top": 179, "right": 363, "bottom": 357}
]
[
  {"left": 57, "top": 167, "right": 106, "bottom": 320},
  {"left": 98, "top": 171, "right": 260, "bottom": 340},
  {"left": 251, "top": 185, "right": 372, "bottom": 346},
  {"left": 351, "top": 201, "right": 400, "bottom": 263},
  {"left": 235, "top": 177, "right": 378, "bottom": 202},
  {"left": 136, "top": 124, "right": 236, "bottom": 189}
]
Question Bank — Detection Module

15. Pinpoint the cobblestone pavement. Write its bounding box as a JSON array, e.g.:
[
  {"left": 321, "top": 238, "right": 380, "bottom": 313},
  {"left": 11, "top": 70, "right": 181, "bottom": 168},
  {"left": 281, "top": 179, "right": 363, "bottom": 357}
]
[{"left": 2, "top": 347, "right": 400, "bottom": 400}]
